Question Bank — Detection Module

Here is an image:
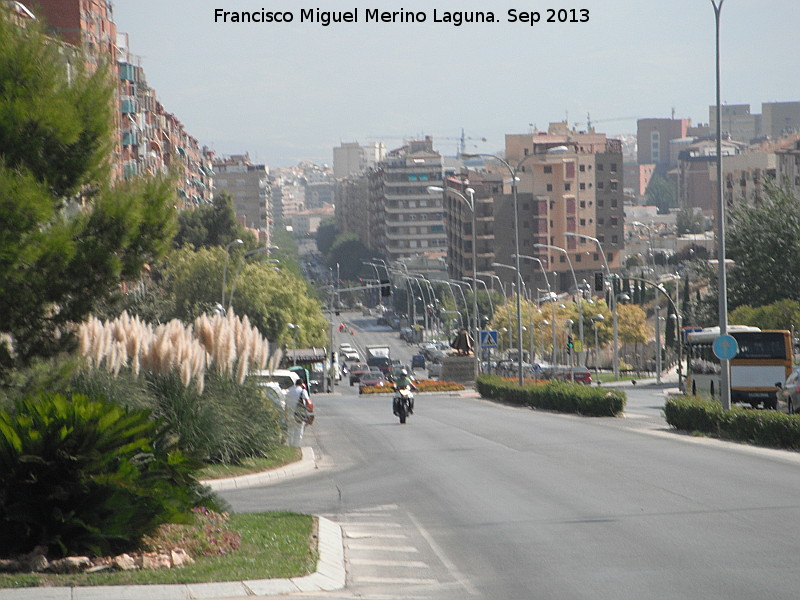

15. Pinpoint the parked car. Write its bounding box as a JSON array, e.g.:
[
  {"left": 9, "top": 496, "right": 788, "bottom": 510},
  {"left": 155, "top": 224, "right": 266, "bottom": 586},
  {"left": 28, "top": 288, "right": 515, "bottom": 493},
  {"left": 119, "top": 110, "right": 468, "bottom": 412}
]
[
  {"left": 427, "top": 361, "right": 442, "bottom": 378},
  {"left": 359, "top": 372, "right": 389, "bottom": 394},
  {"left": 249, "top": 369, "right": 300, "bottom": 392},
  {"left": 411, "top": 353, "right": 426, "bottom": 369},
  {"left": 778, "top": 367, "right": 800, "bottom": 414},
  {"left": 543, "top": 365, "right": 592, "bottom": 385},
  {"left": 348, "top": 364, "right": 372, "bottom": 386},
  {"left": 342, "top": 349, "right": 360, "bottom": 362}
]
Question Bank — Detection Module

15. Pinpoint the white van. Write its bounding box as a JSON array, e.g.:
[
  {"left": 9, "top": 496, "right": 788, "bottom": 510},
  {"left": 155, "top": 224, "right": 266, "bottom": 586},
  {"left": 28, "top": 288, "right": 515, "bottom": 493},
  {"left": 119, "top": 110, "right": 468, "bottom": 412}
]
[{"left": 250, "top": 369, "right": 300, "bottom": 392}]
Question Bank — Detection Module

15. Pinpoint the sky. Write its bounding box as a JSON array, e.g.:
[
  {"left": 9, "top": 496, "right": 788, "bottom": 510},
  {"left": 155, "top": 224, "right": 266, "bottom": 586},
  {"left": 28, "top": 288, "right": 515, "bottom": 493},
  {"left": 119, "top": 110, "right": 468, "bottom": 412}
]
[{"left": 112, "top": 1, "right": 798, "bottom": 168}]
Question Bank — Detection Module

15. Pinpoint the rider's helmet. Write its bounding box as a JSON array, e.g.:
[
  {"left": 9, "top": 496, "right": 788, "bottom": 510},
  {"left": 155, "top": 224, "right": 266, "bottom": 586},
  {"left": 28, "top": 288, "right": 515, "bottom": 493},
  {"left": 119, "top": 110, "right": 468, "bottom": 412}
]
[{"left": 400, "top": 369, "right": 408, "bottom": 376}]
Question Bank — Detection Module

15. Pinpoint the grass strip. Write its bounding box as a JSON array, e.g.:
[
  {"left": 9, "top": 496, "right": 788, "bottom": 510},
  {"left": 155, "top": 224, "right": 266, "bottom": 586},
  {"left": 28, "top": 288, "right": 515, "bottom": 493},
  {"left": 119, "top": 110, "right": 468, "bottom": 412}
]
[
  {"left": 0, "top": 512, "right": 317, "bottom": 588},
  {"left": 198, "top": 446, "right": 302, "bottom": 480}
]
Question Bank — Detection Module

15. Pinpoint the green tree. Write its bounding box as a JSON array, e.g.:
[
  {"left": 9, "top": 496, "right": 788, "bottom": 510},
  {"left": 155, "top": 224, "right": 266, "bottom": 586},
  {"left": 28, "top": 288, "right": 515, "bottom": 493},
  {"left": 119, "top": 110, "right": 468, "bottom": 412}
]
[
  {"left": 729, "top": 299, "right": 800, "bottom": 331},
  {"left": 727, "top": 179, "right": 800, "bottom": 308},
  {"left": 173, "top": 192, "right": 256, "bottom": 250},
  {"left": 0, "top": 15, "right": 176, "bottom": 372},
  {"left": 645, "top": 175, "right": 677, "bottom": 214},
  {"left": 315, "top": 220, "right": 338, "bottom": 256},
  {"left": 326, "top": 235, "right": 374, "bottom": 280},
  {"left": 676, "top": 207, "right": 706, "bottom": 235}
]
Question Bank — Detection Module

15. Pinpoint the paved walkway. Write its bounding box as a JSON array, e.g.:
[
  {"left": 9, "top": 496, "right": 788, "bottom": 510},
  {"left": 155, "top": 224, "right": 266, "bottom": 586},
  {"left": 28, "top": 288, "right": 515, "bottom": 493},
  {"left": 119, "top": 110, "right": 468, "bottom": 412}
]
[{"left": 0, "top": 447, "right": 345, "bottom": 600}]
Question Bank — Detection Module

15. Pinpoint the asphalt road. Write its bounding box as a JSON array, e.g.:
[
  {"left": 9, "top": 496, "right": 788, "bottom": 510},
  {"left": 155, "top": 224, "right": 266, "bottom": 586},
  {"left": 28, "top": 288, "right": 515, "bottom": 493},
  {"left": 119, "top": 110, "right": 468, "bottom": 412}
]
[{"left": 221, "top": 313, "right": 800, "bottom": 600}]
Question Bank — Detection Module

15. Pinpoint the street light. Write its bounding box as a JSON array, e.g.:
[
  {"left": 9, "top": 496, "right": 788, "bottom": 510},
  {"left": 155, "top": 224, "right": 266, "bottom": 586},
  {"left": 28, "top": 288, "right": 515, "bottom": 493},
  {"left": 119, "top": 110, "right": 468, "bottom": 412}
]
[
  {"left": 287, "top": 323, "right": 300, "bottom": 366},
  {"left": 564, "top": 232, "right": 620, "bottom": 379},
  {"left": 492, "top": 262, "right": 524, "bottom": 371},
  {"left": 533, "top": 244, "right": 586, "bottom": 367},
  {"left": 221, "top": 238, "right": 244, "bottom": 308},
  {"left": 429, "top": 184, "right": 480, "bottom": 372},
  {"left": 712, "top": 0, "right": 731, "bottom": 410},
  {"left": 513, "top": 255, "right": 558, "bottom": 367},
  {"left": 463, "top": 151, "right": 541, "bottom": 386}
]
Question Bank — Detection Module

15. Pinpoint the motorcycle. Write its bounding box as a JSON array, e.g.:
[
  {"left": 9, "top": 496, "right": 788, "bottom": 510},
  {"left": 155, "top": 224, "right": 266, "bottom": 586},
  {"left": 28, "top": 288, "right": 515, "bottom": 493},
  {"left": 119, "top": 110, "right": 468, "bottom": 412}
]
[{"left": 392, "top": 387, "right": 414, "bottom": 424}]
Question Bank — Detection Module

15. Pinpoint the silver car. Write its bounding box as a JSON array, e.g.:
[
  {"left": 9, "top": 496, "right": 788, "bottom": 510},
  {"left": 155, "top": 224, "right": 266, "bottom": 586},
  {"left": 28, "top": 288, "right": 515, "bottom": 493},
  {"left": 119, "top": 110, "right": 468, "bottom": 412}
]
[{"left": 778, "top": 367, "right": 800, "bottom": 414}]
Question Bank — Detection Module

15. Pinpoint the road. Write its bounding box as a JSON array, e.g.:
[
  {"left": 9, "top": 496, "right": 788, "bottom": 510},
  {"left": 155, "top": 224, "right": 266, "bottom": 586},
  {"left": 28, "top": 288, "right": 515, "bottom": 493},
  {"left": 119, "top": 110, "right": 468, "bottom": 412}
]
[{"left": 222, "top": 312, "right": 800, "bottom": 599}]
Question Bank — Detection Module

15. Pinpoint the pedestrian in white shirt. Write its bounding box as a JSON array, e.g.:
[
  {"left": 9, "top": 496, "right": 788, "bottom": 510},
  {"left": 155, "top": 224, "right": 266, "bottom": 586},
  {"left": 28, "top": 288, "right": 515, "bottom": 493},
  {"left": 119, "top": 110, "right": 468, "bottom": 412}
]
[{"left": 287, "top": 380, "right": 311, "bottom": 446}]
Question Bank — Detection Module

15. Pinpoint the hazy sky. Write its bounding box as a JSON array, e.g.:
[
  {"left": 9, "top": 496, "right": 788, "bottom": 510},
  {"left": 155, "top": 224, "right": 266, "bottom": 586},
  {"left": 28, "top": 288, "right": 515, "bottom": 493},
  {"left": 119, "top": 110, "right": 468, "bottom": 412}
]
[{"left": 112, "top": 1, "right": 797, "bottom": 167}]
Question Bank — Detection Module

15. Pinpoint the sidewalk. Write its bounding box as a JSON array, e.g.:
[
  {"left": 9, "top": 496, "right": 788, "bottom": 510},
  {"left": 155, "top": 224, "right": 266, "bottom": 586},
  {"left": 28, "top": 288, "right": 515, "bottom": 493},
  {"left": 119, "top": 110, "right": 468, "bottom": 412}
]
[{"left": 0, "top": 448, "right": 346, "bottom": 600}]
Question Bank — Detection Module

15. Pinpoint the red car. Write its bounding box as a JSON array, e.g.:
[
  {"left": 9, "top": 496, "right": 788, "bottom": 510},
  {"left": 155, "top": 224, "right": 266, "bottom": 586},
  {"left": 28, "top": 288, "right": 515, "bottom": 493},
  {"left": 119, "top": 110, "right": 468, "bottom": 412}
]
[
  {"left": 359, "top": 371, "right": 389, "bottom": 394},
  {"left": 348, "top": 364, "right": 371, "bottom": 386}
]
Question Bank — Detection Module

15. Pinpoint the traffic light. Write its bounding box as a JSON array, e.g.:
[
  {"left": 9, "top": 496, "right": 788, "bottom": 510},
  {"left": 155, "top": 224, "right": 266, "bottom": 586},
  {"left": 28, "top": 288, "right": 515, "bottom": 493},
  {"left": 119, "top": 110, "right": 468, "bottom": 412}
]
[
  {"left": 380, "top": 279, "right": 391, "bottom": 297},
  {"left": 594, "top": 271, "right": 604, "bottom": 292},
  {"left": 566, "top": 335, "right": 574, "bottom": 355}
]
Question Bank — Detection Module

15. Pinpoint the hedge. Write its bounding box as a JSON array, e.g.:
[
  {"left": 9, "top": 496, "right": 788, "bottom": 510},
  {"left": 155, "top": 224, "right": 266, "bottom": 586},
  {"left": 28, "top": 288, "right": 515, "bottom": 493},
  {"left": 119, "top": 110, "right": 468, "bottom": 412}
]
[
  {"left": 475, "top": 375, "right": 626, "bottom": 417},
  {"left": 664, "top": 396, "right": 800, "bottom": 450}
]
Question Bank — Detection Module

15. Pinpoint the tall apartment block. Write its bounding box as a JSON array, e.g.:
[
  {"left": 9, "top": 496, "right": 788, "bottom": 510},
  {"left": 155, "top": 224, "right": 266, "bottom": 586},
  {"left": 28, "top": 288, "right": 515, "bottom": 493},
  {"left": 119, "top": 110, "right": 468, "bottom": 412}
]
[
  {"left": 448, "top": 124, "right": 624, "bottom": 294},
  {"left": 30, "top": 0, "right": 212, "bottom": 203},
  {"left": 367, "top": 138, "right": 446, "bottom": 261},
  {"left": 213, "top": 155, "right": 272, "bottom": 244}
]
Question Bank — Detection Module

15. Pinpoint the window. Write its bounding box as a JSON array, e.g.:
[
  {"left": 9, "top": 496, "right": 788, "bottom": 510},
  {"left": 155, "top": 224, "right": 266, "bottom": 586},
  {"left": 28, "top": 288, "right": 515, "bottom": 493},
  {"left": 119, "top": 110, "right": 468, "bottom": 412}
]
[
  {"left": 610, "top": 163, "right": 617, "bottom": 172},
  {"left": 610, "top": 181, "right": 618, "bottom": 191},
  {"left": 580, "top": 183, "right": 586, "bottom": 190},
  {"left": 546, "top": 184, "right": 553, "bottom": 192},
  {"left": 597, "top": 163, "right": 604, "bottom": 172},
  {"left": 579, "top": 164, "right": 586, "bottom": 172},
  {"left": 612, "top": 235, "right": 619, "bottom": 244},
  {"left": 597, "top": 182, "right": 604, "bottom": 190},
  {"left": 580, "top": 200, "right": 586, "bottom": 208},
  {"left": 544, "top": 165, "right": 553, "bottom": 174},
  {"left": 564, "top": 183, "right": 571, "bottom": 191}
]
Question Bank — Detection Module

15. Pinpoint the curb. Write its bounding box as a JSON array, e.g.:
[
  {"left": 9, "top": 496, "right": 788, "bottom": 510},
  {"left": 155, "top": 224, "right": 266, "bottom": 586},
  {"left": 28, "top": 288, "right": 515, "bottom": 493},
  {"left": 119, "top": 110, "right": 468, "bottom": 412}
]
[{"left": 201, "top": 446, "right": 318, "bottom": 491}]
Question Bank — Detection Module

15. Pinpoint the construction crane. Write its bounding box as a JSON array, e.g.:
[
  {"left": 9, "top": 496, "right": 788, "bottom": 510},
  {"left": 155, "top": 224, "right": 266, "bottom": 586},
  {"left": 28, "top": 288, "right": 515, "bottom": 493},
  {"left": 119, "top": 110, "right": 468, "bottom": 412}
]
[
  {"left": 437, "top": 128, "right": 487, "bottom": 156},
  {"left": 579, "top": 113, "right": 642, "bottom": 132}
]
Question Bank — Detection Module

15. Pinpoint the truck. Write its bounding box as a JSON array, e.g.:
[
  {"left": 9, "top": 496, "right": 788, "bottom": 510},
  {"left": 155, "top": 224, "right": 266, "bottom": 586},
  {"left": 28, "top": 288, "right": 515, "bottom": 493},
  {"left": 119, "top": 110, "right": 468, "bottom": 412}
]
[{"left": 365, "top": 345, "right": 392, "bottom": 375}]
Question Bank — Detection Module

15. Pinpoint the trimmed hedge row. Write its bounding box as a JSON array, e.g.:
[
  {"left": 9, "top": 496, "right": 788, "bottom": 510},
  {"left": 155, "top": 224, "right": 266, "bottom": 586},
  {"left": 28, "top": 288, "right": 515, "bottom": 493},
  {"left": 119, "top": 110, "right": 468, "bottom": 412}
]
[
  {"left": 475, "top": 375, "right": 626, "bottom": 417},
  {"left": 664, "top": 396, "right": 800, "bottom": 450}
]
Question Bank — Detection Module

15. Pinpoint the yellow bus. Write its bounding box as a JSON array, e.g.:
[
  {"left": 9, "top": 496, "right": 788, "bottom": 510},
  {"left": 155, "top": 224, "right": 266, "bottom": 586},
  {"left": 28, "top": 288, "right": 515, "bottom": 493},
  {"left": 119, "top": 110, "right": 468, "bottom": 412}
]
[{"left": 685, "top": 326, "right": 793, "bottom": 409}]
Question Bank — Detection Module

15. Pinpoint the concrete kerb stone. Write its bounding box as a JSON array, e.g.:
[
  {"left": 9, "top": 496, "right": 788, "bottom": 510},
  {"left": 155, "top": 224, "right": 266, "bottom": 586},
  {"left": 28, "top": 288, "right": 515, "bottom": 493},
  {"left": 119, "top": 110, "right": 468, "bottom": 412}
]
[{"left": 201, "top": 446, "right": 318, "bottom": 491}]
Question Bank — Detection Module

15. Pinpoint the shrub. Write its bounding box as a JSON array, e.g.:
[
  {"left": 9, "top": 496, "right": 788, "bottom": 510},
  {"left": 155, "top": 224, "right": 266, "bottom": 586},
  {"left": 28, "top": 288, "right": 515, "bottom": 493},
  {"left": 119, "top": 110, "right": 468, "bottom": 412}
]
[
  {"left": 0, "top": 393, "right": 218, "bottom": 558},
  {"left": 146, "top": 371, "right": 283, "bottom": 464},
  {"left": 476, "top": 375, "right": 625, "bottom": 416},
  {"left": 664, "top": 395, "right": 800, "bottom": 450}
]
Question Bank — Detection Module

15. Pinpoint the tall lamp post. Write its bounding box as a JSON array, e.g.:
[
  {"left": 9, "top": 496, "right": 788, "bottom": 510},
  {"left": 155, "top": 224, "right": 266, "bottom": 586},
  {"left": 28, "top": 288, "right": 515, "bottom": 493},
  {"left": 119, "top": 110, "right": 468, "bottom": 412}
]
[
  {"left": 534, "top": 244, "right": 585, "bottom": 366},
  {"left": 513, "top": 255, "right": 558, "bottom": 367},
  {"left": 564, "top": 232, "right": 620, "bottom": 379},
  {"left": 463, "top": 152, "right": 540, "bottom": 386},
  {"left": 712, "top": 0, "right": 731, "bottom": 410},
  {"left": 429, "top": 185, "right": 480, "bottom": 372},
  {"left": 221, "top": 238, "right": 244, "bottom": 308}
]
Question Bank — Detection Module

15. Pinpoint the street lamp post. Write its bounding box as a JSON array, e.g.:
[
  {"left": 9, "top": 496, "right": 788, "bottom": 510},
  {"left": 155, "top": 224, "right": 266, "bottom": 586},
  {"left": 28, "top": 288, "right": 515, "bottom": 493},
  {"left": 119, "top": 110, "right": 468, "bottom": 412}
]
[
  {"left": 513, "top": 255, "right": 558, "bottom": 367},
  {"left": 712, "top": 0, "right": 731, "bottom": 410},
  {"left": 429, "top": 185, "right": 480, "bottom": 374},
  {"left": 221, "top": 238, "right": 244, "bottom": 308},
  {"left": 463, "top": 152, "right": 541, "bottom": 386},
  {"left": 534, "top": 243, "right": 586, "bottom": 367},
  {"left": 564, "top": 232, "right": 620, "bottom": 379},
  {"left": 492, "top": 262, "right": 523, "bottom": 371}
]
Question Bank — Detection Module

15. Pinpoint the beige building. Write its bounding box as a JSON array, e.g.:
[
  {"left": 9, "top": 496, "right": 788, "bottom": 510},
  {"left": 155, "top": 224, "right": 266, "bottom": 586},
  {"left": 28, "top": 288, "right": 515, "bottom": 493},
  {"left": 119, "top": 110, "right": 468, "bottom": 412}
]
[{"left": 445, "top": 123, "right": 624, "bottom": 294}]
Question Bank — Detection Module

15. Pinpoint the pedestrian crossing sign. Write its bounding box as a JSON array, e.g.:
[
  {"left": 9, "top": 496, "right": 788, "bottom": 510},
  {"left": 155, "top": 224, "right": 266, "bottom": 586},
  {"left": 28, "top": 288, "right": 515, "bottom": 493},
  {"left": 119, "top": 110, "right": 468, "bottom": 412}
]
[{"left": 480, "top": 330, "right": 498, "bottom": 348}]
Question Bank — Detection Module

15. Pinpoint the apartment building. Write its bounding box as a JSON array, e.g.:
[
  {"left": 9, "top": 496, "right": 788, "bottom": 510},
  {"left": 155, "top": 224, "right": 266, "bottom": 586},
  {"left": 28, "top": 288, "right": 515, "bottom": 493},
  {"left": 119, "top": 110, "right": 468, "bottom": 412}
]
[
  {"left": 504, "top": 125, "right": 624, "bottom": 292},
  {"left": 213, "top": 155, "right": 272, "bottom": 242},
  {"left": 708, "top": 101, "right": 800, "bottom": 143},
  {"left": 777, "top": 139, "right": 800, "bottom": 197},
  {"left": 31, "top": 0, "right": 211, "bottom": 200},
  {"left": 333, "top": 142, "right": 386, "bottom": 179},
  {"left": 368, "top": 137, "right": 446, "bottom": 261}
]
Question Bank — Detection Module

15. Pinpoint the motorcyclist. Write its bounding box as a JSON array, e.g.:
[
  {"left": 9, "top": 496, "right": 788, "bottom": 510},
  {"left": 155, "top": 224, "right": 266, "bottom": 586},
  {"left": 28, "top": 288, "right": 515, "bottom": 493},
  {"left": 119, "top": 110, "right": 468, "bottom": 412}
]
[{"left": 393, "top": 369, "right": 416, "bottom": 415}]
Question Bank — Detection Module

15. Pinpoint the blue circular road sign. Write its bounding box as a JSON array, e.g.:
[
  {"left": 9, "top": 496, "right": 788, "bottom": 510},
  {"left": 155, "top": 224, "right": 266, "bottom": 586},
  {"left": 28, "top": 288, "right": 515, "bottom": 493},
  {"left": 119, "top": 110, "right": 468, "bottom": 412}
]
[{"left": 713, "top": 334, "right": 739, "bottom": 360}]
